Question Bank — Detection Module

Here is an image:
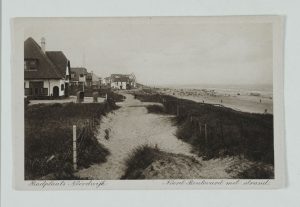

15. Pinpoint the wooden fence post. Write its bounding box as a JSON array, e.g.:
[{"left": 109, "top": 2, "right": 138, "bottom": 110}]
[
  {"left": 204, "top": 123, "right": 208, "bottom": 154},
  {"left": 73, "top": 125, "right": 77, "bottom": 171},
  {"left": 199, "top": 122, "right": 202, "bottom": 136}
]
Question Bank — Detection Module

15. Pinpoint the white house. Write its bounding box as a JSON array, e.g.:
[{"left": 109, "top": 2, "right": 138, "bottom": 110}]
[
  {"left": 70, "top": 67, "right": 88, "bottom": 86},
  {"left": 110, "top": 74, "right": 136, "bottom": 90},
  {"left": 24, "top": 37, "right": 71, "bottom": 98}
]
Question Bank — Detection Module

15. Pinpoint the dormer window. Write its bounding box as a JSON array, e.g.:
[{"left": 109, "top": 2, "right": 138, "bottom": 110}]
[{"left": 24, "top": 59, "right": 38, "bottom": 70}]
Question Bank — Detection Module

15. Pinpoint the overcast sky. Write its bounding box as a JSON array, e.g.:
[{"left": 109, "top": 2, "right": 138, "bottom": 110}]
[{"left": 24, "top": 18, "right": 273, "bottom": 86}]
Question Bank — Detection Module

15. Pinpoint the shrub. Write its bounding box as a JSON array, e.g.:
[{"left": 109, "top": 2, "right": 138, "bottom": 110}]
[{"left": 121, "top": 145, "right": 162, "bottom": 179}]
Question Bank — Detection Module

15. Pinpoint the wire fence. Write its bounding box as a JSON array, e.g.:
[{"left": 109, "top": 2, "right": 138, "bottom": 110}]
[{"left": 138, "top": 93, "right": 273, "bottom": 162}]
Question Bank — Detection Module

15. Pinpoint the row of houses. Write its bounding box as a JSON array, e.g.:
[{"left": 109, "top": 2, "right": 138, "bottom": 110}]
[{"left": 24, "top": 37, "right": 136, "bottom": 98}]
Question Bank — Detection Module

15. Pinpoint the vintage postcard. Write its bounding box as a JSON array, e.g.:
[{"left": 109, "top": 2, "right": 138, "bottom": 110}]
[{"left": 11, "top": 16, "right": 285, "bottom": 190}]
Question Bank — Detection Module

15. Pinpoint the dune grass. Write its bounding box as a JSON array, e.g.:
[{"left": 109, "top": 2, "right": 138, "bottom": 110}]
[
  {"left": 133, "top": 90, "right": 274, "bottom": 165},
  {"left": 146, "top": 104, "right": 166, "bottom": 114},
  {"left": 25, "top": 99, "right": 120, "bottom": 180},
  {"left": 121, "top": 145, "right": 163, "bottom": 179}
]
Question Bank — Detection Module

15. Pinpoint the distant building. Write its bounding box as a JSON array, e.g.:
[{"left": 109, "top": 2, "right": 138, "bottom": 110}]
[
  {"left": 86, "top": 71, "right": 102, "bottom": 88},
  {"left": 110, "top": 74, "right": 136, "bottom": 90},
  {"left": 70, "top": 67, "right": 88, "bottom": 86},
  {"left": 103, "top": 76, "right": 111, "bottom": 86},
  {"left": 24, "top": 37, "right": 71, "bottom": 98}
]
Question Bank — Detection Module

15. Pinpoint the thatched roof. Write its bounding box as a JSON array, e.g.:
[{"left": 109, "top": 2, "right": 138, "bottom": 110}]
[
  {"left": 46, "top": 51, "right": 70, "bottom": 78},
  {"left": 24, "top": 37, "right": 68, "bottom": 80}
]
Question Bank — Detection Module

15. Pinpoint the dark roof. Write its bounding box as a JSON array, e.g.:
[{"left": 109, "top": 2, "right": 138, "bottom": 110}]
[
  {"left": 70, "top": 67, "right": 88, "bottom": 81},
  {"left": 24, "top": 37, "right": 67, "bottom": 80},
  {"left": 46, "top": 51, "right": 70, "bottom": 77},
  {"left": 111, "top": 74, "right": 130, "bottom": 82}
]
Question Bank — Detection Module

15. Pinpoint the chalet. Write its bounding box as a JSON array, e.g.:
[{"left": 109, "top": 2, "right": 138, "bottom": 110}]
[
  {"left": 70, "top": 67, "right": 88, "bottom": 86},
  {"left": 24, "top": 37, "right": 71, "bottom": 98},
  {"left": 110, "top": 74, "right": 136, "bottom": 90},
  {"left": 86, "top": 71, "right": 102, "bottom": 88}
]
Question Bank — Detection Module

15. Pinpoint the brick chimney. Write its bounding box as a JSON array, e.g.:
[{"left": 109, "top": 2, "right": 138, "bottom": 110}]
[{"left": 41, "top": 37, "right": 46, "bottom": 53}]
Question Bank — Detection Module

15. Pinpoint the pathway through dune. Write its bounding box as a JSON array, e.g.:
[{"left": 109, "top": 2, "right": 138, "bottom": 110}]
[{"left": 76, "top": 93, "right": 195, "bottom": 179}]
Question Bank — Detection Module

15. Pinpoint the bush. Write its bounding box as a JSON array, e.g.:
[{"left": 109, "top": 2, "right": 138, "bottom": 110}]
[{"left": 121, "top": 145, "right": 162, "bottom": 179}]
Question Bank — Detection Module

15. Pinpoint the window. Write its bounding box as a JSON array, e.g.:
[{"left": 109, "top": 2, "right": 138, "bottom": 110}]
[
  {"left": 43, "top": 88, "right": 48, "bottom": 95},
  {"left": 80, "top": 74, "right": 84, "bottom": 77},
  {"left": 61, "top": 84, "right": 64, "bottom": 91},
  {"left": 24, "top": 59, "right": 38, "bottom": 70}
]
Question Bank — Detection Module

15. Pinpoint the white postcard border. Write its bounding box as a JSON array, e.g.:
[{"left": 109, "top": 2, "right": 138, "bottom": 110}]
[{"left": 11, "top": 16, "right": 286, "bottom": 190}]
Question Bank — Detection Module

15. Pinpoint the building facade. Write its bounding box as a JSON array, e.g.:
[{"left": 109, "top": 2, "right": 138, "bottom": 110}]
[
  {"left": 70, "top": 67, "right": 88, "bottom": 86},
  {"left": 110, "top": 74, "right": 136, "bottom": 90},
  {"left": 24, "top": 37, "right": 71, "bottom": 98},
  {"left": 86, "top": 71, "right": 102, "bottom": 88}
]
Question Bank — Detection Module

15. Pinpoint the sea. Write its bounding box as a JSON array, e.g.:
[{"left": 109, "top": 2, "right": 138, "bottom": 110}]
[{"left": 155, "top": 84, "right": 273, "bottom": 97}]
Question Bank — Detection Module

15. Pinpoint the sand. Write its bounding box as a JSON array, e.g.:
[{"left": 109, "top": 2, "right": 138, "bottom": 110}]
[
  {"left": 75, "top": 92, "right": 252, "bottom": 179},
  {"left": 76, "top": 93, "right": 194, "bottom": 179},
  {"left": 157, "top": 88, "right": 273, "bottom": 114}
]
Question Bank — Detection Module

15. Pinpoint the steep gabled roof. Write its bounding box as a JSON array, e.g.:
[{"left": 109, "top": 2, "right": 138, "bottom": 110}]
[
  {"left": 24, "top": 37, "right": 64, "bottom": 80},
  {"left": 70, "top": 67, "right": 88, "bottom": 81},
  {"left": 46, "top": 51, "right": 69, "bottom": 77}
]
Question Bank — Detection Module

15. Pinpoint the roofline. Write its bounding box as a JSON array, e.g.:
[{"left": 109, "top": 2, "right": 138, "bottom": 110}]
[
  {"left": 24, "top": 77, "right": 64, "bottom": 80},
  {"left": 25, "top": 37, "right": 64, "bottom": 79}
]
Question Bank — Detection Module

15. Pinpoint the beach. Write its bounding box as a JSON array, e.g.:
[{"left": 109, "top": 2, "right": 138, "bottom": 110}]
[{"left": 156, "top": 86, "right": 273, "bottom": 114}]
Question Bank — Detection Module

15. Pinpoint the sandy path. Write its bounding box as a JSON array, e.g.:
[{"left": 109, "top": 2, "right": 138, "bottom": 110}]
[{"left": 76, "top": 93, "right": 195, "bottom": 179}]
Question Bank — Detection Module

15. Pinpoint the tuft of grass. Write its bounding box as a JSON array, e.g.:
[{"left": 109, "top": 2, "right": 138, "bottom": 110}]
[
  {"left": 237, "top": 164, "right": 274, "bottom": 179},
  {"left": 146, "top": 105, "right": 166, "bottom": 114},
  {"left": 121, "top": 145, "right": 162, "bottom": 179}
]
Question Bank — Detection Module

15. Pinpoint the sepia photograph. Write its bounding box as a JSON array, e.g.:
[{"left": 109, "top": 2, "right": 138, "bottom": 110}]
[{"left": 11, "top": 16, "right": 285, "bottom": 189}]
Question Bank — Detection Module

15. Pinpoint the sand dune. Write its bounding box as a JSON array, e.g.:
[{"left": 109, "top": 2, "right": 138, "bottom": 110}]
[{"left": 76, "top": 92, "right": 269, "bottom": 180}]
